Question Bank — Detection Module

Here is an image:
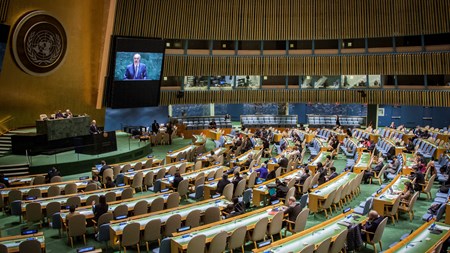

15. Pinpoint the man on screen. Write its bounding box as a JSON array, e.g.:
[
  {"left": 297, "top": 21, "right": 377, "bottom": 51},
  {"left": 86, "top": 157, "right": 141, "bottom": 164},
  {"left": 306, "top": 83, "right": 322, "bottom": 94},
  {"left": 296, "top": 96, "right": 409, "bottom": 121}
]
[{"left": 124, "top": 53, "right": 147, "bottom": 80}]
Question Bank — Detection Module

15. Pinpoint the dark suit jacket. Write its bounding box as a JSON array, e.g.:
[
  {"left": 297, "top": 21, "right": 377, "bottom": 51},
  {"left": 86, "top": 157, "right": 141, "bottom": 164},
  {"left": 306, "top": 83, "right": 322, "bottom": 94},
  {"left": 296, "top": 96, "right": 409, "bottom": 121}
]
[
  {"left": 328, "top": 172, "right": 339, "bottom": 181},
  {"left": 217, "top": 179, "right": 231, "bottom": 194},
  {"left": 284, "top": 204, "right": 302, "bottom": 222},
  {"left": 124, "top": 63, "right": 147, "bottom": 80},
  {"left": 278, "top": 158, "right": 289, "bottom": 168},
  {"left": 89, "top": 124, "right": 99, "bottom": 134},
  {"left": 151, "top": 123, "right": 159, "bottom": 133},
  {"left": 93, "top": 203, "right": 109, "bottom": 221},
  {"left": 362, "top": 216, "right": 384, "bottom": 241},
  {"left": 173, "top": 176, "right": 183, "bottom": 190}
]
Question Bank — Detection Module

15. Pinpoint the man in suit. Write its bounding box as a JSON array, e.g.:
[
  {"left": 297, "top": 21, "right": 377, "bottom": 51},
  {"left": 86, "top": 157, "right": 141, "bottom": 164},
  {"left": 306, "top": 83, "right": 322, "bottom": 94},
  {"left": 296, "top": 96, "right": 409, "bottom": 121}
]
[
  {"left": 151, "top": 120, "right": 160, "bottom": 134},
  {"left": 98, "top": 160, "right": 109, "bottom": 177},
  {"left": 89, "top": 120, "right": 100, "bottom": 135},
  {"left": 124, "top": 53, "right": 147, "bottom": 80},
  {"left": 278, "top": 154, "right": 289, "bottom": 168},
  {"left": 361, "top": 210, "right": 384, "bottom": 242},
  {"left": 284, "top": 196, "right": 302, "bottom": 222},
  {"left": 172, "top": 173, "right": 183, "bottom": 190},
  {"left": 327, "top": 166, "right": 339, "bottom": 181},
  {"left": 216, "top": 174, "right": 231, "bottom": 194}
]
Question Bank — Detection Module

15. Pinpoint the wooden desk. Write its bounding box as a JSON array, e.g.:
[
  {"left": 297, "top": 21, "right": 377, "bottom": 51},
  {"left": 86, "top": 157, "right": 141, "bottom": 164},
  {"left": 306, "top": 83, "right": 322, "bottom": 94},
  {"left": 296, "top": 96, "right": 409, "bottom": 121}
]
[
  {"left": 171, "top": 204, "right": 283, "bottom": 253},
  {"left": 308, "top": 151, "right": 332, "bottom": 174},
  {"left": 0, "top": 179, "right": 89, "bottom": 200},
  {"left": 353, "top": 152, "right": 372, "bottom": 173},
  {"left": 384, "top": 220, "right": 450, "bottom": 253},
  {"left": 308, "top": 172, "right": 358, "bottom": 213},
  {"left": 59, "top": 191, "right": 172, "bottom": 223},
  {"left": 252, "top": 170, "right": 303, "bottom": 207},
  {"left": 165, "top": 145, "right": 197, "bottom": 164},
  {"left": 401, "top": 153, "right": 416, "bottom": 175},
  {"left": 7, "top": 173, "right": 47, "bottom": 187},
  {"left": 274, "top": 133, "right": 282, "bottom": 142},
  {"left": 192, "top": 134, "right": 206, "bottom": 145},
  {"left": 254, "top": 210, "right": 366, "bottom": 252},
  {"left": 91, "top": 157, "right": 162, "bottom": 177},
  {"left": 123, "top": 161, "right": 194, "bottom": 185},
  {"left": 21, "top": 186, "right": 130, "bottom": 214},
  {"left": 206, "top": 130, "right": 221, "bottom": 141},
  {"left": 372, "top": 175, "right": 410, "bottom": 216},
  {"left": 109, "top": 198, "right": 231, "bottom": 245},
  {"left": 160, "top": 165, "right": 228, "bottom": 190},
  {"left": 0, "top": 232, "right": 45, "bottom": 253},
  {"left": 229, "top": 149, "right": 259, "bottom": 168},
  {"left": 196, "top": 147, "right": 228, "bottom": 163}
]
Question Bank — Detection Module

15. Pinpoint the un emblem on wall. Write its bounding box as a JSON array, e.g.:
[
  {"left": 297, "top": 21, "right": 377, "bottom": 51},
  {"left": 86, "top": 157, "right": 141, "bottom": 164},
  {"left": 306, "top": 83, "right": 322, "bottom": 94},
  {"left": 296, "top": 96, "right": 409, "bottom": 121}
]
[{"left": 12, "top": 11, "right": 67, "bottom": 76}]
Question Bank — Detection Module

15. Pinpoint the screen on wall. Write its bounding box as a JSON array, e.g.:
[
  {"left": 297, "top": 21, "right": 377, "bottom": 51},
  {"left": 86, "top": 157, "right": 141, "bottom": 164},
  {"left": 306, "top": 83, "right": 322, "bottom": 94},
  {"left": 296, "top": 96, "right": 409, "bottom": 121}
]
[{"left": 106, "top": 36, "right": 165, "bottom": 108}]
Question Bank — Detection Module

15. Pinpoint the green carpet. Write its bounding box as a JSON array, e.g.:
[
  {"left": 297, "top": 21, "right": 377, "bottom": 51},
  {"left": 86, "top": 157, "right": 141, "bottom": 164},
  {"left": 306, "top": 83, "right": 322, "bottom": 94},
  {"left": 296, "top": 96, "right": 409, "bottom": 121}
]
[{"left": 0, "top": 135, "right": 440, "bottom": 252}]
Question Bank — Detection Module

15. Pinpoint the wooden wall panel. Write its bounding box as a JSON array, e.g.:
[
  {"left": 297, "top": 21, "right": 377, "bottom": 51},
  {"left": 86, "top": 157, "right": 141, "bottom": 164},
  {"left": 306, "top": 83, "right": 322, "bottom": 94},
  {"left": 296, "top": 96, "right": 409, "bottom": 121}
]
[
  {"left": 114, "top": 0, "right": 450, "bottom": 40},
  {"left": 162, "top": 53, "right": 450, "bottom": 76},
  {"left": 0, "top": 0, "right": 9, "bottom": 22},
  {"left": 160, "top": 89, "right": 450, "bottom": 107}
]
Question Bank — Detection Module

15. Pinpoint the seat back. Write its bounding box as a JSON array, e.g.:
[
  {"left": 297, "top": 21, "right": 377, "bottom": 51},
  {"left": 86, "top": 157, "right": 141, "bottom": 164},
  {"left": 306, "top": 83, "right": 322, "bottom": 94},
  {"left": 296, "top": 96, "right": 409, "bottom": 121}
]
[
  {"left": 177, "top": 179, "right": 189, "bottom": 198},
  {"left": 46, "top": 201, "right": 61, "bottom": 220},
  {"left": 233, "top": 179, "right": 246, "bottom": 197},
  {"left": 164, "top": 214, "right": 181, "bottom": 237},
  {"left": 27, "top": 188, "right": 41, "bottom": 198},
  {"left": 47, "top": 185, "right": 61, "bottom": 197},
  {"left": 372, "top": 217, "right": 388, "bottom": 243},
  {"left": 228, "top": 226, "right": 247, "bottom": 251},
  {"left": 121, "top": 188, "right": 134, "bottom": 200},
  {"left": 97, "top": 212, "right": 113, "bottom": 226},
  {"left": 268, "top": 211, "right": 283, "bottom": 236},
  {"left": 50, "top": 176, "right": 62, "bottom": 183},
  {"left": 134, "top": 162, "right": 143, "bottom": 171},
  {"left": 113, "top": 204, "right": 128, "bottom": 219},
  {"left": 97, "top": 224, "right": 111, "bottom": 242},
  {"left": 251, "top": 217, "right": 269, "bottom": 241},
  {"left": 315, "top": 237, "right": 332, "bottom": 253},
  {"left": 299, "top": 244, "right": 314, "bottom": 253},
  {"left": 66, "top": 196, "right": 81, "bottom": 207},
  {"left": 144, "top": 171, "right": 155, "bottom": 188},
  {"left": 299, "top": 194, "right": 308, "bottom": 209},
  {"left": 86, "top": 195, "right": 99, "bottom": 206},
  {"left": 167, "top": 192, "right": 180, "bottom": 209},
  {"left": 8, "top": 190, "right": 22, "bottom": 203},
  {"left": 25, "top": 202, "right": 42, "bottom": 222},
  {"left": 68, "top": 214, "right": 86, "bottom": 237},
  {"left": 105, "top": 191, "right": 116, "bottom": 202},
  {"left": 187, "top": 234, "right": 206, "bottom": 253},
  {"left": 156, "top": 168, "right": 166, "bottom": 180},
  {"left": 223, "top": 183, "right": 234, "bottom": 201},
  {"left": 18, "top": 239, "right": 41, "bottom": 253},
  {"left": 64, "top": 183, "right": 78, "bottom": 195},
  {"left": 121, "top": 222, "right": 140, "bottom": 247},
  {"left": 131, "top": 171, "right": 144, "bottom": 190},
  {"left": 208, "top": 230, "right": 227, "bottom": 253},
  {"left": 329, "top": 229, "right": 349, "bottom": 253},
  {"left": 143, "top": 218, "right": 161, "bottom": 242},
  {"left": 84, "top": 183, "right": 98, "bottom": 192},
  {"left": 133, "top": 200, "right": 148, "bottom": 216},
  {"left": 203, "top": 206, "right": 221, "bottom": 224},
  {"left": 0, "top": 243, "right": 7, "bottom": 253},
  {"left": 294, "top": 208, "right": 309, "bottom": 233},
  {"left": 185, "top": 209, "right": 201, "bottom": 228},
  {"left": 32, "top": 176, "right": 46, "bottom": 185},
  {"left": 247, "top": 171, "right": 257, "bottom": 188},
  {"left": 150, "top": 197, "right": 165, "bottom": 213}
]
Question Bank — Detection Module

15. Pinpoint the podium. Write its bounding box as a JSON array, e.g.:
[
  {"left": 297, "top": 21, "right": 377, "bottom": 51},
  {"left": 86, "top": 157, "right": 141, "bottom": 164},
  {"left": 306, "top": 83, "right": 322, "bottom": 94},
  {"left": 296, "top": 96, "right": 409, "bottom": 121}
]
[{"left": 74, "top": 131, "right": 117, "bottom": 155}]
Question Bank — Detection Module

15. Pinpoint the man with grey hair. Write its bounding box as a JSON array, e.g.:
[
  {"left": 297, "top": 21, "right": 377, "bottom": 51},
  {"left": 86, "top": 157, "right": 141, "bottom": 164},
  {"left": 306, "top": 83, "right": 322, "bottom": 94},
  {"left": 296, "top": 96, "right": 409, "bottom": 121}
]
[
  {"left": 361, "top": 210, "right": 384, "bottom": 242},
  {"left": 283, "top": 196, "right": 302, "bottom": 222},
  {"left": 124, "top": 53, "right": 147, "bottom": 80}
]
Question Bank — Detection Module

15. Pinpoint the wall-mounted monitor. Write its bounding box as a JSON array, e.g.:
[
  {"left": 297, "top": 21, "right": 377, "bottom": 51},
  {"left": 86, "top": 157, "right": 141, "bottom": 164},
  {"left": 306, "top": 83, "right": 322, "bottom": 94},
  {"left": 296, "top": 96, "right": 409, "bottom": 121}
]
[{"left": 105, "top": 36, "right": 165, "bottom": 108}]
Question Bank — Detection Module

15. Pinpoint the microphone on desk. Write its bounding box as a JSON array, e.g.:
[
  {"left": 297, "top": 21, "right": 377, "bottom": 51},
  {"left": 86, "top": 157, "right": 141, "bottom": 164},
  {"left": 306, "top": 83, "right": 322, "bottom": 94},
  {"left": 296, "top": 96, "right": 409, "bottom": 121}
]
[{"left": 405, "top": 240, "right": 422, "bottom": 248}]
